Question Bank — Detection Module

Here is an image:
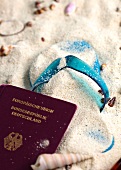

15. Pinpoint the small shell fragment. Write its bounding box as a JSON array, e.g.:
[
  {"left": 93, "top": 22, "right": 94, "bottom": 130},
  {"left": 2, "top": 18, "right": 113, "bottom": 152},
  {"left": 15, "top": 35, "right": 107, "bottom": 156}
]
[
  {"left": 101, "top": 97, "right": 110, "bottom": 104},
  {"left": 98, "top": 89, "right": 104, "bottom": 95},
  {"left": 100, "top": 63, "right": 107, "bottom": 71},
  {"left": 26, "top": 21, "right": 33, "bottom": 27},
  {"left": 116, "top": 7, "right": 121, "bottom": 12},
  {"left": 49, "top": 4, "right": 56, "bottom": 10},
  {"left": 0, "top": 45, "right": 14, "bottom": 56},
  {"left": 64, "top": 2, "right": 76, "bottom": 16},
  {"left": 34, "top": 9, "right": 44, "bottom": 14},
  {"left": 35, "top": 1, "right": 42, "bottom": 8},
  {"left": 108, "top": 97, "right": 116, "bottom": 107},
  {"left": 54, "top": 0, "right": 60, "bottom": 2}
]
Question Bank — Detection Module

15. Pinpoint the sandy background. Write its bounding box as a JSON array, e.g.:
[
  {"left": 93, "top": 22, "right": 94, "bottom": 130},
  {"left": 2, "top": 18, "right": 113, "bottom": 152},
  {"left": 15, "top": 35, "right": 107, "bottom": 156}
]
[{"left": 0, "top": 0, "right": 121, "bottom": 170}]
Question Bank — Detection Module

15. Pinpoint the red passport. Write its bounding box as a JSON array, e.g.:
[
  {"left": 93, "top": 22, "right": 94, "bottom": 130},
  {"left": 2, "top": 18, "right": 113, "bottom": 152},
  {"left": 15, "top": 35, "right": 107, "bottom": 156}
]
[{"left": 0, "top": 85, "right": 76, "bottom": 170}]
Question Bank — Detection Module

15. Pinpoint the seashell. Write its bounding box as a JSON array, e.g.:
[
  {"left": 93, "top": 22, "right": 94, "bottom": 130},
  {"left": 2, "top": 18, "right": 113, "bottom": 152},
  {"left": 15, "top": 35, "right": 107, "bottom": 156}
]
[
  {"left": 31, "top": 153, "right": 93, "bottom": 170},
  {"left": 0, "top": 45, "right": 14, "bottom": 56},
  {"left": 100, "top": 63, "right": 107, "bottom": 71},
  {"left": 64, "top": 2, "right": 76, "bottom": 16},
  {"left": 108, "top": 97, "right": 116, "bottom": 107}
]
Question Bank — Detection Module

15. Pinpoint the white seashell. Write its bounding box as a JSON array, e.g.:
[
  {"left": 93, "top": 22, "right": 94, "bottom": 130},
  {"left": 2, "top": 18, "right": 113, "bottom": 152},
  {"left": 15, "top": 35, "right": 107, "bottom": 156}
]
[
  {"left": 64, "top": 2, "right": 76, "bottom": 16},
  {"left": 31, "top": 153, "right": 93, "bottom": 170}
]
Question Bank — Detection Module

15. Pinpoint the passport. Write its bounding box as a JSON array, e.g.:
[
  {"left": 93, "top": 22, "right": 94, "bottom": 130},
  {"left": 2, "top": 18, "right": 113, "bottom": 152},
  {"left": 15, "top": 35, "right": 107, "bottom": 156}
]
[{"left": 0, "top": 85, "right": 77, "bottom": 170}]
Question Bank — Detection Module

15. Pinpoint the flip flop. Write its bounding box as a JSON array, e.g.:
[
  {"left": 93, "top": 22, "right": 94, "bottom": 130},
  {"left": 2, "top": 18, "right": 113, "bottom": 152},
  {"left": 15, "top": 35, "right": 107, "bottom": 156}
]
[{"left": 29, "top": 40, "right": 114, "bottom": 155}]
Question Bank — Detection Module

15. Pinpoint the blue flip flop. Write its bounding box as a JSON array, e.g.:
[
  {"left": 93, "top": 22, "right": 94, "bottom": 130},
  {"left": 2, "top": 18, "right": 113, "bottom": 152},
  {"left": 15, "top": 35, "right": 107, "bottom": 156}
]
[
  {"left": 30, "top": 40, "right": 109, "bottom": 112},
  {"left": 29, "top": 40, "right": 114, "bottom": 153}
]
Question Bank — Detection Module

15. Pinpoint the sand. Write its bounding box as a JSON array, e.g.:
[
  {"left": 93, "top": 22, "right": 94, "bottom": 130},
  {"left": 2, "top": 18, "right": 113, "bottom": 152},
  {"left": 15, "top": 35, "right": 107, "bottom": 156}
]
[{"left": 0, "top": 0, "right": 121, "bottom": 170}]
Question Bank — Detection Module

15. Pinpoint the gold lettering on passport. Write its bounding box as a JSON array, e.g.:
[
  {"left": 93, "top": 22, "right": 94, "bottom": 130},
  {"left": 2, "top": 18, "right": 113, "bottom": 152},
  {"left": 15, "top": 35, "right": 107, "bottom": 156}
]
[
  {"left": 11, "top": 106, "right": 47, "bottom": 120},
  {"left": 10, "top": 98, "right": 54, "bottom": 124},
  {"left": 4, "top": 132, "right": 23, "bottom": 151},
  {"left": 11, "top": 111, "right": 42, "bottom": 124},
  {"left": 12, "top": 98, "right": 54, "bottom": 113}
]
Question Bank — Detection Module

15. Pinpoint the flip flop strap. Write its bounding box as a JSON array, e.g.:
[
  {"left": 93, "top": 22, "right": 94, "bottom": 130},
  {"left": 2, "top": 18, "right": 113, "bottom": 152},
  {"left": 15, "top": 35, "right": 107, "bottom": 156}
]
[{"left": 31, "top": 55, "right": 109, "bottom": 112}]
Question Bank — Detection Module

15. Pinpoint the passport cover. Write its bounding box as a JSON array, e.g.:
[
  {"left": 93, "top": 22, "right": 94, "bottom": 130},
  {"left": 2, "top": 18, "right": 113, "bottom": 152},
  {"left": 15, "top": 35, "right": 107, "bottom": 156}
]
[{"left": 0, "top": 85, "right": 77, "bottom": 170}]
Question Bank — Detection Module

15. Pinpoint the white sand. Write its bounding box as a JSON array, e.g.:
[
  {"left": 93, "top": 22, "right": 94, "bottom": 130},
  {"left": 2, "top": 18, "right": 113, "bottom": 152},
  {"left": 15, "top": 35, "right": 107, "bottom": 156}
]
[{"left": 0, "top": 0, "right": 121, "bottom": 170}]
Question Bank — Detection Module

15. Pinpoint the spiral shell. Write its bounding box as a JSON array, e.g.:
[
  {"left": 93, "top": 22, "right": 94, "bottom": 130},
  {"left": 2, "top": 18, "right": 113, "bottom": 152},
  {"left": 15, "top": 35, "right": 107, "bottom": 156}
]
[{"left": 31, "top": 153, "right": 93, "bottom": 170}]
